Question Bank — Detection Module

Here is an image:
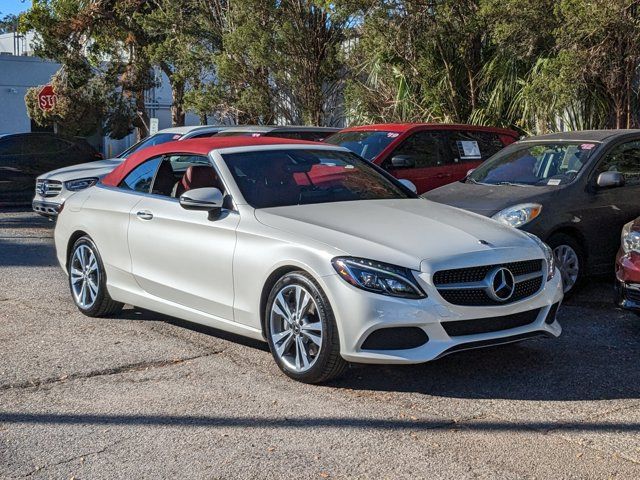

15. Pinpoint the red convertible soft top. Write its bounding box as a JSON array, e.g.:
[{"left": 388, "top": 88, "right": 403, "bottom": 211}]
[{"left": 101, "top": 136, "right": 319, "bottom": 187}]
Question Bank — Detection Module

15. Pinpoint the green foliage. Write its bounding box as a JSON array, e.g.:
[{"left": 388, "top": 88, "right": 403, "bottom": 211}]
[
  {"left": 25, "top": 68, "right": 107, "bottom": 136},
  {"left": 19, "top": 0, "right": 640, "bottom": 135}
]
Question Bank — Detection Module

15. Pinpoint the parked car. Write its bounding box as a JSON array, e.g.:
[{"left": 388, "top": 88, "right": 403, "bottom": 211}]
[
  {"left": 0, "top": 132, "right": 102, "bottom": 206},
  {"left": 324, "top": 123, "right": 519, "bottom": 194},
  {"left": 214, "top": 125, "right": 340, "bottom": 141},
  {"left": 32, "top": 125, "right": 233, "bottom": 217},
  {"left": 425, "top": 130, "right": 640, "bottom": 295},
  {"left": 615, "top": 218, "right": 640, "bottom": 313},
  {"left": 54, "top": 136, "right": 562, "bottom": 384}
]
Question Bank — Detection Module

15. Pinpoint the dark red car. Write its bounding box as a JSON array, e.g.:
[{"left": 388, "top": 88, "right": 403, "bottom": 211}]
[
  {"left": 616, "top": 218, "right": 640, "bottom": 313},
  {"left": 325, "top": 123, "right": 519, "bottom": 193}
]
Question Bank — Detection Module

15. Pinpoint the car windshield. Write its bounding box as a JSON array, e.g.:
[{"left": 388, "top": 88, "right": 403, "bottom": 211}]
[
  {"left": 117, "top": 133, "right": 183, "bottom": 158},
  {"left": 324, "top": 131, "right": 398, "bottom": 161},
  {"left": 222, "top": 149, "right": 414, "bottom": 208},
  {"left": 468, "top": 142, "right": 598, "bottom": 186}
]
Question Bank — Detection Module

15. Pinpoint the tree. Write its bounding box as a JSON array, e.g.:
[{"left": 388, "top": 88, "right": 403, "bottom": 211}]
[
  {"left": 0, "top": 14, "right": 19, "bottom": 33},
  {"left": 21, "top": 0, "right": 158, "bottom": 138},
  {"left": 271, "top": 1, "right": 357, "bottom": 125}
]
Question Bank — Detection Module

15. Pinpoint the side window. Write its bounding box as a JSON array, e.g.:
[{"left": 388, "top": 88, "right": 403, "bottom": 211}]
[
  {"left": 596, "top": 141, "right": 640, "bottom": 186},
  {"left": 386, "top": 131, "right": 449, "bottom": 169},
  {"left": 449, "top": 131, "right": 505, "bottom": 163},
  {"left": 152, "top": 155, "right": 222, "bottom": 198},
  {"left": 0, "top": 137, "right": 23, "bottom": 155},
  {"left": 120, "top": 156, "right": 162, "bottom": 193}
]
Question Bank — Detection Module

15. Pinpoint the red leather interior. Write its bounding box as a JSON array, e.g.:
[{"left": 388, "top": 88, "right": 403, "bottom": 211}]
[{"left": 175, "top": 166, "right": 221, "bottom": 197}]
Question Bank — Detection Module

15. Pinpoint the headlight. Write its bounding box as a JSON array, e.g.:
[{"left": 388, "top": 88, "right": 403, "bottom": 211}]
[
  {"left": 64, "top": 177, "right": 99, "bottom": 192},
  {"left": 331, "top": 257, "right": 426, "bottom": 299},
  {"left": 622, "top": 221, "right": 640, "bottom": 254},
  {"left": 523, "top": 232, "right": 555, "bottom": 281},
  {"left": 492, "top": 203, "right": 542, "bottom": 228}
]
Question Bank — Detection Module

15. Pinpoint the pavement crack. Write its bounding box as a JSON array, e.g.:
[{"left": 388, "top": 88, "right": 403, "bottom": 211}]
[
  {"left": 22, "top": 439, "right": 125, "bottom": 477},
  {"left": 0, "top": 350, "right": 224, "bottom": 391}
]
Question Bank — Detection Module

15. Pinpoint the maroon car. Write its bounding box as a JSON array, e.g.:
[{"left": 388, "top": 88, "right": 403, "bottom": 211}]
[
  {"left": 325, "top": 123, "right": 519, "bottom": 194},
  {"left": 616, "top": 218, "right": 640, "bottom": 312}
]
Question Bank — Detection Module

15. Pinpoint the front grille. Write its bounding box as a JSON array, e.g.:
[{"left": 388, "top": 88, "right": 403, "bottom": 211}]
[
  {"left": 433, "top": 260, "right": 542, "bottom": 285},
  {"left": 36, "top": 180, "right": 63, "bottom": 198},
  {"left": 442, "top": 308, "right": 541, "bottom": 337},
  {"left": 434, "top": 259, "right": 544, "bottom": 306}
]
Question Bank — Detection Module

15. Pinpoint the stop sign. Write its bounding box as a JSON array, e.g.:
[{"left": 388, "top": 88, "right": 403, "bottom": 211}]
[{"left": 38, "top": 85, "right": 57, "bottom": 111}]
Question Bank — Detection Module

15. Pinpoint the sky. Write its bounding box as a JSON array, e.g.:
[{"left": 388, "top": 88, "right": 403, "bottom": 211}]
[{"left": 0, "top": 0, "right": 30, "bottom": 16}]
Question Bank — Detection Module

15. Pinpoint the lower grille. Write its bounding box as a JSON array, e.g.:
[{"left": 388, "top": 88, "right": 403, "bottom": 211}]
[
  {"left": 625, "top": 285, "right": 640, "bottom": 303},
  {"left": 437, "top": 331, "right": 551, "bottom": 358},
  {"left": 545, "top": 302, "right": 560, "bottom": 324},
  {"left": 361, "top": 327, "right": 429, "bottom": 351},
  {"left": 442, "top": 308, "right": 541, "bottom": 337}
]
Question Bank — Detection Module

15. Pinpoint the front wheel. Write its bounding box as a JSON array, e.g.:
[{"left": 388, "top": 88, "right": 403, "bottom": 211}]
[
  {"left": 548, "top": 233, "right": 584, "bottom": 296},
  {"left": 68, "top": 236, "right": 123, "bottom": 317},
  {"left": 265, "top": 271, "right": 346, "bottom": 384}
]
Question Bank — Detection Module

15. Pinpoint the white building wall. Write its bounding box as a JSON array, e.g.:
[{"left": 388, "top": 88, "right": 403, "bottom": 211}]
[{"left": 0, "top": 54, "right": 59, "bottom": 135}]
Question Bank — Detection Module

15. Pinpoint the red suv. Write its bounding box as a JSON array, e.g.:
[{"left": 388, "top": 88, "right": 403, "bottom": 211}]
[
  {"left": 325, "top": 124, "right": 519, "bottom": 193},
  {"left": 616, "top": 218, "right": 640, "bottom": 313}
]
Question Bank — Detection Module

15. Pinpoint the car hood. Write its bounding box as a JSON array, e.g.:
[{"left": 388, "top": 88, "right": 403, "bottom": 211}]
[
  {"left": 424, "top": 181, "right": 558, "bottom": 216},
  {"left": 37, "top": 158, "right": 124, "bottom": 181},
  {"left": 254, "top": 199, "right": 538, "bottom": 271}
]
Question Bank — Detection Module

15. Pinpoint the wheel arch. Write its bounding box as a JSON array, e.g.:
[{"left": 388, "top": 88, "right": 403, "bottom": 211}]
[
  {"left": 258, "top": 264, "right": 330, "bottom": 339},
  {"left": 545, "top": 226, "right": 588, "bottom": 261},
  {"left": 66, "top": 230, "right": 90, "bottom": 269}
]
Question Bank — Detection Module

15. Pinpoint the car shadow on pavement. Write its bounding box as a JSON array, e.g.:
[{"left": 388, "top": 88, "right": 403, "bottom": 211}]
[
  {"left": 330, "top": 310, "right": 640, "bottom": 401},
  {"left": 0, "top": 411, "right": 638, "bottom": 433},
  {"left": 0, "top": 238, "right": 58, "bottom": 267},
  {"left": 117, "top": 307, "right": 269, "bottom": 352}
]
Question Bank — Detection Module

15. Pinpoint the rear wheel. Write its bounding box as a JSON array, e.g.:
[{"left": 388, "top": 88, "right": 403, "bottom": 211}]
[
  {"left": 265, "top": 271, "right": 346, "bottom": 383},
  {"left": 548, "top": 233, "right": 585, "bottom": 296},
  {"left": 68, "top": 236, "right": 123, "bottom": 317}
]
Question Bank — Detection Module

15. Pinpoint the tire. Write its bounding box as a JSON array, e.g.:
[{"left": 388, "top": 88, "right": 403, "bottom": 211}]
[
  {"left": 265, "top": 271, "right": 347, "bottom": 384},
  {"left": 547, "top": 233, "right": 585, "bottom": 297},
  {"left": 68, "top": 236, "right": 123, "bottom": 317}
]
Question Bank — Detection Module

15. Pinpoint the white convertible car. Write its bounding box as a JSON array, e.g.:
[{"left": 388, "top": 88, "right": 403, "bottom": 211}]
[{"left": 54, "top": 137, "right": 563, "bottom": 383}]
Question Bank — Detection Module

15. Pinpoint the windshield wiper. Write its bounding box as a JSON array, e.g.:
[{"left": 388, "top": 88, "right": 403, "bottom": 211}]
[{"left": 495, "top": 181, "right": 533, "bottom": 187}]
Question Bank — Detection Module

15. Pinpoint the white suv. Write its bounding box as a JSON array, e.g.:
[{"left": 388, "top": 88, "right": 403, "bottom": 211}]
[{"left": 32, "top": 125, "right": 231, "bottom": 217}]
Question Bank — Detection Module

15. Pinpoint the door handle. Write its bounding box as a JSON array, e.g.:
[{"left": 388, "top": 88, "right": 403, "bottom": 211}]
[
  {"left": 136, "top": 210, "right": 153, "bottom": 220},
  {"left": 436, "top": 173, "right": 452, "bottom": 179}
]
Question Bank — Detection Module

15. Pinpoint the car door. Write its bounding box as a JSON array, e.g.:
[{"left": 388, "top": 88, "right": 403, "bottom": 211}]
[
  {"left": 581, "top": 139, "right": 640, "bottom": 270},
  {"left": 126, "top": 154, "right": 240, "bottom": 321},
  {"left": 382, "top": 130, "right": 453, "bottom": 193},
  {"left": 0, "top": 135, "right": 31, "bottom": 203},
  {"left": 447, "top": 130, "right": 509, "bottom": 179}
]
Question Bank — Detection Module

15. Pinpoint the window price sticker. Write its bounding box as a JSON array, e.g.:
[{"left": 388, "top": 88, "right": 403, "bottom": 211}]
[{"left": 457, "top": 140, "right": 481, "bottom": 159}]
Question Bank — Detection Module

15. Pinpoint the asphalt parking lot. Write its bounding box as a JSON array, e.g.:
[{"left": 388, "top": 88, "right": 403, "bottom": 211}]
[{"left": 1, "top": 210, "right": 639, "bottom": 479}]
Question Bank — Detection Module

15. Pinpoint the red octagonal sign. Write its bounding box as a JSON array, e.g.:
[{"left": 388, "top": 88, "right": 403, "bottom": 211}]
[{"left": 38, "top": 85, "right": 57, "bottom": 111}]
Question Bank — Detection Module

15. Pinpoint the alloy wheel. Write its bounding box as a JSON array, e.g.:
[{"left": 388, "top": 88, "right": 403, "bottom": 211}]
[
  {"left": 553, "top": 244, "right": 579, "bottom": 293},
  {"left": 70, "top": 244, "right": 100, "bottom": 309},
  {"left": 269, "top": 284, "right": 323, "bottom": 373}
]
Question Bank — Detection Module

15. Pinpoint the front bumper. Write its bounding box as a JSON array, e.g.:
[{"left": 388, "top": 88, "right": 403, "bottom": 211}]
[
  {"left": 32, "top": 199, "right": 63, "bottom": 218},
  {"left": 615, "top": 281, "right": 640, "bottom": 312},
  {"left": 323, "top": 269, "right": 563, "bottom": 365}
]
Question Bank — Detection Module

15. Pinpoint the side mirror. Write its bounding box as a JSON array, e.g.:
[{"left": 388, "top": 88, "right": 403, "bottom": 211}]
[
  {"left": 398, "top": 179, "right": 417, "bottom": 194},
  {"left": 179, "top": 187, "right": 224, "bottom": 211},
  {"left": 391, "top": 155, "right": 415, "bottom": 168},
  {"left": 596, "top": 171, "right": 625, "bottom": 189}
]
